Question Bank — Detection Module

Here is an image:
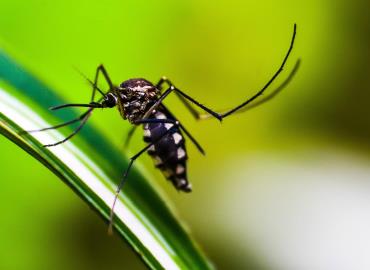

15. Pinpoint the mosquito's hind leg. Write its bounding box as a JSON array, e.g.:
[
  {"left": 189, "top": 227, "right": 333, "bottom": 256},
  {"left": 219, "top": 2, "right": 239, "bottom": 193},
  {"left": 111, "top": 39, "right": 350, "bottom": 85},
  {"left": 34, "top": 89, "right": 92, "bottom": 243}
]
[{"left": 155, "top": 24, "right": 298, "bottom": 121}]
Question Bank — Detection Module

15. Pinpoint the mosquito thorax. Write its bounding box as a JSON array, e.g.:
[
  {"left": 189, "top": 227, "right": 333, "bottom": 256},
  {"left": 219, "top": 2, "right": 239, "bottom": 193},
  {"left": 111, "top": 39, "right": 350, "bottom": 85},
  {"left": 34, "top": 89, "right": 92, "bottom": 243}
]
[{"left": 116, "top": 78, "right": 160, "bottom": 123}]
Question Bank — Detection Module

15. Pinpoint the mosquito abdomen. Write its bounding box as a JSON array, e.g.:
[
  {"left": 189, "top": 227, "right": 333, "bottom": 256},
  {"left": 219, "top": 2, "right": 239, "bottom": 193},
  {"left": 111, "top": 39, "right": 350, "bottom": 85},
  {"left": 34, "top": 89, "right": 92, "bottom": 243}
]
[{"left": 143, "top": 109, "right": 191, "bottom": 192}]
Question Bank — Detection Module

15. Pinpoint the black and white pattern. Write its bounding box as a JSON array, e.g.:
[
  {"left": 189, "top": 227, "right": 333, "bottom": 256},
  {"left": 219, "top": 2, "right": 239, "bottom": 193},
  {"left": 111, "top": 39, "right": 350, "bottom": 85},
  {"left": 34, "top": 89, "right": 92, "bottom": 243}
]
[{"left": 143, "top": 108, "right": 191, "bottom": 192}]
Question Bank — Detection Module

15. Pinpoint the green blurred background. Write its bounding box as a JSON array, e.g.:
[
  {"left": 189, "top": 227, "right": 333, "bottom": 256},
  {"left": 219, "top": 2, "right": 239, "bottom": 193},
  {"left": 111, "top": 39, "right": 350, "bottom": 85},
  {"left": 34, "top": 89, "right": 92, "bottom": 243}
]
[{"left": 0, "top": 0, "right": 369, "bottom": 269}]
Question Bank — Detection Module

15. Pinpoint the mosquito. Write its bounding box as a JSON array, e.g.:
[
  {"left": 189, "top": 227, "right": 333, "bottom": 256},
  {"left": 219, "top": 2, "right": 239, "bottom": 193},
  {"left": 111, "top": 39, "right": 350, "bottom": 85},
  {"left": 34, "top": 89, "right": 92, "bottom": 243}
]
[{"left": 24, "top": 24, "right": 299, "bottom": 232}]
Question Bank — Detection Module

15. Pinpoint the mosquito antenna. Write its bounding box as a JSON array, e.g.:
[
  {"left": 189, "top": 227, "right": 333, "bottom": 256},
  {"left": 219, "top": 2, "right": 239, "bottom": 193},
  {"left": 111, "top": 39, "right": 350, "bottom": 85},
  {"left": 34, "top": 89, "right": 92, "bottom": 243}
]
[{"left": 73, "top": 66, "right": 106, "bottom": 97}]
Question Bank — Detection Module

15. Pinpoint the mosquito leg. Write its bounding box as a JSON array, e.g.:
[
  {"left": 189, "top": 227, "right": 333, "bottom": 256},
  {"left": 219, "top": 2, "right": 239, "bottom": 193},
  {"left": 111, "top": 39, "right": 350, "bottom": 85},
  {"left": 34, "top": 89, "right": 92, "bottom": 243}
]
[
  {"left": 73, "top": 67, "right": 105, "bottom": 102},
  {"left": 141, "top": 87, "right": 175, "bottom": 119},
  {"left": 136, "top": 117, "right": 205, "bottom": 155},
  {"left": 218, "top": 24, "right": 297, "bottom": 118},
  {"left": 49, "top": 102, "right": 103, "bottom": 110},
  {"left": 160, "top": 105, "right": 205, "bottom": 155},
  {"left": 21, "top": 65, "right": 112, "bottom": 139},
  {"left": 171, "top": 87, "right": 223, "bottom": 120},
  {"left": 123, "top": 126, "right": 137, "bottom": 149},
  {"left": 75, "top": 64, "right": 113, "bottom": 102},
  {"left": 108, "top": 122, "right": 179, "bottom": 234},
  {"left": 155, "top": 76, "right": 171, "bottom": 89},
  {"left": 178, "top": 124, "right": 205, "bottom": 155},
  {"left": 141, "top": 85, "right": 222, "bottom": 121},
  {"left": 47, "top": 65, "right": 112, "bottom": 111},
  {"left": 155, "top": 24, "right": 297, "bottom": 121},
  {"left": 133, "top": 118, "right": 178, "bottom": 125},
  {"left": 21, "top": 110, "right": 92, "bottom": 135},
  {"left": 43, "top": 109, "right": 93, "bottom": 147},
  {"left": 199, "top": 58, "right": 301, "bottom": 120},
  {"left": 91, "top": 64, "right": 114, "bottom": 101},
  {"left": 156, "top": 77, "right": 201, "bottom": 120},
  {"left": 239, "top": 59, "right": 301, "bottom": 111}
]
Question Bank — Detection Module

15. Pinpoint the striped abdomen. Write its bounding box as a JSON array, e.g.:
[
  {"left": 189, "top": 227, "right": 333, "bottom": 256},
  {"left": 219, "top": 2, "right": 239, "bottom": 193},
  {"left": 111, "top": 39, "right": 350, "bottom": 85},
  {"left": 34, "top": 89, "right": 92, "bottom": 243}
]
[{"left": 143, "top": 109, "right": 191, "bottom": 192}]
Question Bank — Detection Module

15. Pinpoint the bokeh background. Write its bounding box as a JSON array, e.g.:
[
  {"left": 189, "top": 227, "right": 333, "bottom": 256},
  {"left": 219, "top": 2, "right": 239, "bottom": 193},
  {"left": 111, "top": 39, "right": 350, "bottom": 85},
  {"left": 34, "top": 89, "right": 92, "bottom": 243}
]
[{"left": 0, "top": 0, "right": 369, "bottom": 269}]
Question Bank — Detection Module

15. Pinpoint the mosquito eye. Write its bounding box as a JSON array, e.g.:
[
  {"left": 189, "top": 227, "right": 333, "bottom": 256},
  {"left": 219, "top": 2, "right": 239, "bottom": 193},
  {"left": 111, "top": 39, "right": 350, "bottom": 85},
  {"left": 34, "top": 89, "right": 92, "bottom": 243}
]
[{"left": 104, "top": 94, "right": 116, "bottom": 108}]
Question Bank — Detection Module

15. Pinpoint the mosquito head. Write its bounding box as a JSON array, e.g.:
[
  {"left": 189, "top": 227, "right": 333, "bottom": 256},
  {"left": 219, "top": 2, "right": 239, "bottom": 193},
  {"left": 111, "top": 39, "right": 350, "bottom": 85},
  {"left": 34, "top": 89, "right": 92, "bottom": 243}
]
[
  {"left": 102, "top": 92, "right": 117, "bottom": 108},
  {"left": 116, "top": 78, "right": 160, "bottom": 122}
]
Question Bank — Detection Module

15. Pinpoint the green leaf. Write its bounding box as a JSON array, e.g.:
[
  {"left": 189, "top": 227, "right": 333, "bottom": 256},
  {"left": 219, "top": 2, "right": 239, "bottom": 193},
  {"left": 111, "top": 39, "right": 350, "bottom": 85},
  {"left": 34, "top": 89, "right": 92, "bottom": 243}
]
[{"left": 0, "top": 51, "right": 213, "bottom": 270}]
